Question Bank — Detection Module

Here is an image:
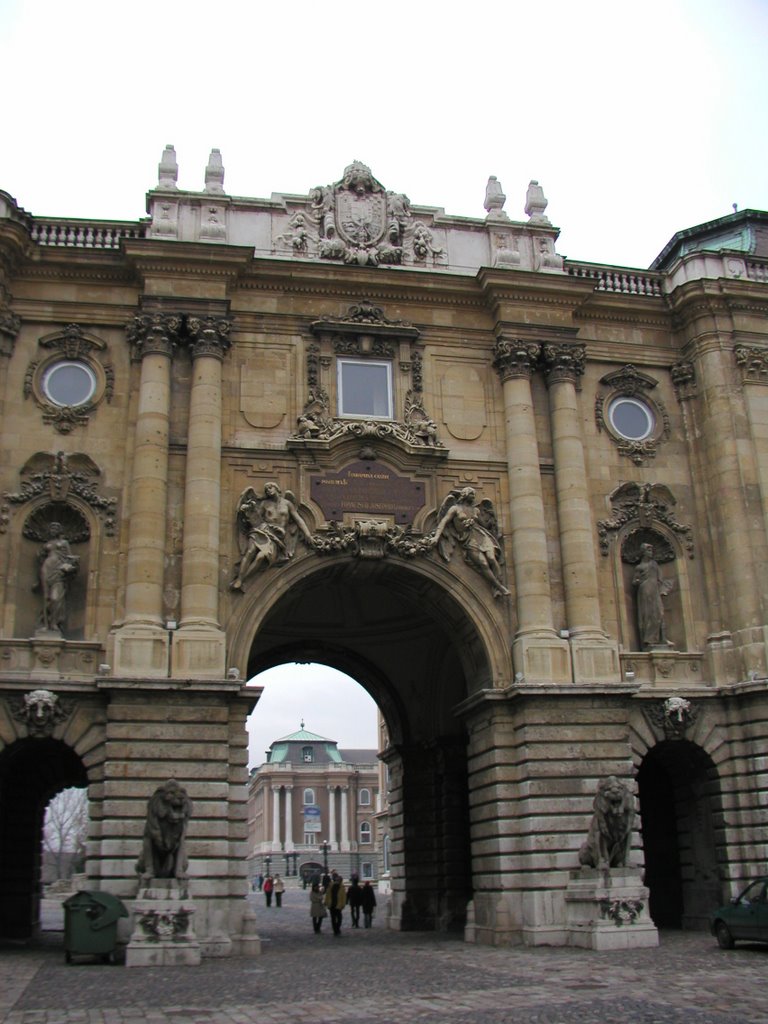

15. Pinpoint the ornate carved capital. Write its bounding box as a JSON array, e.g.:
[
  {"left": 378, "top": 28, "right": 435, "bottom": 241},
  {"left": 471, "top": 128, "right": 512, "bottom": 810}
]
[
  {"left": 186, "top": 315, "right": 232, "bottom": 360},
  {"left": 734, "top": 345, "right": 768, "bottom": 384},
  {"left": 492, "top": 338, "right": 540, "bottom": 382},
  {"left": 0, "top": 307, "right": 21, "bottom": 358},
  {"left": 541, "top": 342, "right": 586, "bottom": 387},
  {"left": 126, "top": 312, "right": 181, "bottom": 359},
  {"left": 671, "top": 360, "right": 697, "bottom": 401}
]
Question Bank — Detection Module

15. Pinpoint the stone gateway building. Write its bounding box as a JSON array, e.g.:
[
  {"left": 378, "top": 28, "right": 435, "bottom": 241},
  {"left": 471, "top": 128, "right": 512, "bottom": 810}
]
[{"left": 1, "top": 149, "right": 767, "bottom": 952}]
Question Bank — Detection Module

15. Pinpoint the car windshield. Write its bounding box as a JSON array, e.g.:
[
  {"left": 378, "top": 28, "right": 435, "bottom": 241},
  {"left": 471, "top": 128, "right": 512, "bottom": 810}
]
[{"left": 738, "top": 880, "right": 767, "bottom": 904}]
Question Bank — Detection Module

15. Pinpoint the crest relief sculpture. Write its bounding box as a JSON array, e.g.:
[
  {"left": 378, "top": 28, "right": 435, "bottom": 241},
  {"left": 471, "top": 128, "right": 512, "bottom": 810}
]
[{"left": 273, "top": 161, "right": 445, "bottom": 268}]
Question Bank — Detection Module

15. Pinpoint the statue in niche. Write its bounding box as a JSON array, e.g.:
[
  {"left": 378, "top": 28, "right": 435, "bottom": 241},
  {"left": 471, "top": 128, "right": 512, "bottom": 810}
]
[
  {"left": 431, "top": 487, "right": 509, "bottom": 598},
  {"left": 36, "top": 521, "right": 79, "bottom": 634},
  {"left": 578, "top": 776, "right": 634, "bottom": 870},
  {"left": 231, "top": 482, "right": 316, "bottom": 590},
  {"left": 632, "top": 542, "right": 674, "bottom": 649},
  {"left": 136, "top": 780, "right": 192, "bottom": 883}
]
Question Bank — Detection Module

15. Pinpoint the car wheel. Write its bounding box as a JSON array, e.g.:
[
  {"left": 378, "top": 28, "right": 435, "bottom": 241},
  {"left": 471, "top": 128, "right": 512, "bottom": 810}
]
[{"left": 715, "top": 921, "right": 735, "bottom": 949}]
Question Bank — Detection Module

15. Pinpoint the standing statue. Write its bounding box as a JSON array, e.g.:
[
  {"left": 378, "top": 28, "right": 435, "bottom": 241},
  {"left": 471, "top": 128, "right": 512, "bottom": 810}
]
[
  {"left": 431, "top": 487, "right": 510, "bottom": 598},
  {"left": 230, "top": 483, "right": 315, "bottom": 590},
  {"left": 632, "top": 543, "right": 673, "bottom": 649},
  {"left": 37, "top": 522, "right": 79, "bottom": 633},
  {"left": 136, "top": 780, "right": 192, "bottom": 882},
  {"left": 578, "top": 776, "right": 635, "bottom": 870}
]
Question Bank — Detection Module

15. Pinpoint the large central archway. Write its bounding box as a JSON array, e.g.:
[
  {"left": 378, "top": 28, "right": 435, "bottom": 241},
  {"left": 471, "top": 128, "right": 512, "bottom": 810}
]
[{"left": 238, "top": 555, "right": 503, "bottom": 931}]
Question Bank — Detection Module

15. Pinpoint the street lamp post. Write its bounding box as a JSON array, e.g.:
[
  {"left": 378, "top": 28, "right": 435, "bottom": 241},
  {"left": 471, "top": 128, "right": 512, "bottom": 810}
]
[
  {"left": 321, "top": 839, "right": 329, "bottom": 875},
  {"left": 264, "top": 855, "right": 271, "bottom": 877}
]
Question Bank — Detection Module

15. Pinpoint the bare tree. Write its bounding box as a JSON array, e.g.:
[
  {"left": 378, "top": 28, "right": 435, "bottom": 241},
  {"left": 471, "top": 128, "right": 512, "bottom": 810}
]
[{"left": 43, "top": 787, "right": 89, "bottom": 880}]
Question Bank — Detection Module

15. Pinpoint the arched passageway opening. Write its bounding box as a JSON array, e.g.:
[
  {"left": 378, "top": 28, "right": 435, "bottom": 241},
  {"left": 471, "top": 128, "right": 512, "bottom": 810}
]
[
  {"left": 637, "top": 740, "right": 722, "bottom": 930},
  {"left": 244, "top": 558, "right": 494, "bottom": 932},
  {"left": 0, "top": 738, "right": 88, "bottom": 940}
]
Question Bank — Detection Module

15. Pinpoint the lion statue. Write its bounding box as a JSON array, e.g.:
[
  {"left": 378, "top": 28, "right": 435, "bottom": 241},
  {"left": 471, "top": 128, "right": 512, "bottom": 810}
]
[
  {"left": 578, "top": 776, "right": 634, "bottom": 869},
  {"left": 136, "top": 780, "right": 192, "bottom": 882}
]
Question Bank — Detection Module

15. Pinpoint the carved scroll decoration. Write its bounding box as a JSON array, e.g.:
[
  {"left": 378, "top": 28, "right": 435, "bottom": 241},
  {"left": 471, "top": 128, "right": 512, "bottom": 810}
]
[
  {"left": 595, "top": 365, "right": 670, "bottom": 464},
  {"left": 4, "top": 451, "right": 117, "bottom": 536}
]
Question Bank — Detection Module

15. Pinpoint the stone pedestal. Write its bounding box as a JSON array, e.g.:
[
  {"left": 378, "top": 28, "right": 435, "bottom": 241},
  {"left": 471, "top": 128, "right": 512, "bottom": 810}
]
[
  {"left": 565, "top": 868, "right": 659, "bottom": 950},
  {"left": 126, "top": 879, "right": 201, "bottom": 967}
]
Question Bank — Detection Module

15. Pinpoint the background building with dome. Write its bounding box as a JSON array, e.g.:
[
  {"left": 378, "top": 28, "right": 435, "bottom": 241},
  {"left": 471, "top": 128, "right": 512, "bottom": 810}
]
[{"left": 247, "top": 723, "right": 382, "bottom": 884}]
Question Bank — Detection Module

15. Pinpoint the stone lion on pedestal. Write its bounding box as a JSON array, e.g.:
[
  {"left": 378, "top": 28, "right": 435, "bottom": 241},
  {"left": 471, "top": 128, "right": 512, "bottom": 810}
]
[
  {"left": 136, "top": 780, "right": 192, "bottom": 883},
  {"left": 578, "top": 776, "right": 634, "bottom": 869}
]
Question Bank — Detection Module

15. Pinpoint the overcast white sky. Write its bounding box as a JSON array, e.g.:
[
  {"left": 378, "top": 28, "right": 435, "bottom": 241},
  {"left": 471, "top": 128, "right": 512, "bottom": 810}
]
[
  {"left": 3, "top": 1, "right": 766, "bottom": 760},
  {"left": 246, "top": 665, "right": 378, "bottom": 770},
  {"left": 2, "top": 0, "right": 767, "bottom": 269}
]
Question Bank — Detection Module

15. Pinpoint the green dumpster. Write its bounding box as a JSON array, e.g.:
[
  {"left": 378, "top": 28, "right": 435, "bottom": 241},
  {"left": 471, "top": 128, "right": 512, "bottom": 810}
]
[{"left": 63, "top": 890, "right": 129, "bottom": 964}]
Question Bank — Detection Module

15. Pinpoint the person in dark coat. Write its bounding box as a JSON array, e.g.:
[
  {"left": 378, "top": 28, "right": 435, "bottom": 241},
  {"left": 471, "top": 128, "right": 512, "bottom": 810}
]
[
  {"left": 361, "top": 881, "right": 377, "bottom": 927},
  {"left": 347, "top": 877, "right": 362, "bottom": 927}
]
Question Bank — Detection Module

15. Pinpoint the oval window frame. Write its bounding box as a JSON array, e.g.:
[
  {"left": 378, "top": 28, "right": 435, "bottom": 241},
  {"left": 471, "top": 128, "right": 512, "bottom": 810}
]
[
  {"left": 607, "top": 396, "right": 655, "bottom": 441},
  {"left": 41, "top": 359, "right": 98, "bottom": 408}
]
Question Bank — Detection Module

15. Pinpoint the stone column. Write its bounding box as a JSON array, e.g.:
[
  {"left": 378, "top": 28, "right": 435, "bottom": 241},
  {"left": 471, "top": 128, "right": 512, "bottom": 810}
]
[
  {"left": 271, "top": 787, "right": 281, "bottom": 848},
  {"left": 172, "top": 315, "right": 231, "bottom": 678},
  {"left": 327, "top": 785, "right": 337, "bottom": 849},
  {"left": 340, "top": 786, "right": 350, "bottom": 851},
  {"left": 284, "top": 786, "right": 294, "bottom": 850},
  {"left": 113, "top": 313, "right": 180, "bottom": 677},
  {"left": 492, "top": 336, "right": 569, "bottom": 682},
  {"left": 542, "top": 343, "right": 619, "bottom": 683},
  {"left": 696, "top": 338, "right": 767, "bottom": 675}
]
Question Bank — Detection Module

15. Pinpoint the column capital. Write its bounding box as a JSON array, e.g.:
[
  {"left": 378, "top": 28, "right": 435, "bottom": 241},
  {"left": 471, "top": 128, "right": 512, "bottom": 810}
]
[
  {"left": 0, "top": 307, "right": 21, "bottom": 358},
  {"left": 126, "top": 311, "right": 181, "bottom": 359},
  {"left": 492, "top": 336, "right": 540, "bottom": 382},
  {"left": 541, "top": 342, "right": 586, "bottom": 387},
  {"left": 186, "top": 315, "right": 232, "bottom": 360}
]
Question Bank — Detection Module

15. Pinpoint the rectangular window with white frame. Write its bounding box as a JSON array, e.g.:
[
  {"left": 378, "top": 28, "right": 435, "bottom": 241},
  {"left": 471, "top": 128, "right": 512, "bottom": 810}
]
[{"left": 338, "top": 359, "right": 392, "bottom": 419}]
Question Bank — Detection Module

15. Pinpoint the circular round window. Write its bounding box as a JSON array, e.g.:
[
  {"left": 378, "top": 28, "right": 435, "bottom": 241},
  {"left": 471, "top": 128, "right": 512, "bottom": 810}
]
[
  {"left": 41, "top": 361, "right": 97, "bottom": 407},
  {"left": 608, "top": 397, "right": 655, "bottom": 440}
]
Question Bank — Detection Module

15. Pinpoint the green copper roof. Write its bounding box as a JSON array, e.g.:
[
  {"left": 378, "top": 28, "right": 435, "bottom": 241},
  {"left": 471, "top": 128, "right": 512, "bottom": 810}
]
[{"left": 274, "top": 726, "right": 333, "bottom": 743}]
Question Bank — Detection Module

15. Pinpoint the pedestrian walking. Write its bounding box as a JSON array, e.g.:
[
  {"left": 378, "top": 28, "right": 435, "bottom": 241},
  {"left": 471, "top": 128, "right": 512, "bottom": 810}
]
[
  {"left": 309, "top": 881, "right": 327, "bottom": 933},
  {"left": 361, "top": 880, "right": 377, "bottom": 927},
  {"left": 257, "top": 873, "right": 263, "bottom": 891},
  {"left": 347, "top": 877, "right": 362, "bottom": 927},
  {"left": 324, "top": 871, "right": 347, "bottom": 935},
  {"left": 263, "top": 874, "right": 274, "bottom": 907},
  {"left": 273, "top": 873, "right": 285, "bottom": 907}
]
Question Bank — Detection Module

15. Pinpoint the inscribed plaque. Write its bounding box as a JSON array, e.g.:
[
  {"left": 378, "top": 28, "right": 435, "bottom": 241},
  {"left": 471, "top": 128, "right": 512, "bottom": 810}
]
[{"left": 310, "top": 461, "right": 425, "bottom": 525}]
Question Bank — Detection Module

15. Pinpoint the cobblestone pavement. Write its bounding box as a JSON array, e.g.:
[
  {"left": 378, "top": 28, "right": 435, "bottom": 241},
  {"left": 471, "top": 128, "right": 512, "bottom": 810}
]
[{"left": 2, "top": 888, "right": 767, "bottom": 1024}]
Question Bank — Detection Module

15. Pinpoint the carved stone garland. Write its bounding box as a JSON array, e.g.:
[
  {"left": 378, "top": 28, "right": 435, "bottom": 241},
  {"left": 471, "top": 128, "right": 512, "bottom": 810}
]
[
  {"left": 597, "top": 482, "right": 694, "bottom": 559},
  {"left": 4, "top": 451, "right": 117, "bottom": 536}
]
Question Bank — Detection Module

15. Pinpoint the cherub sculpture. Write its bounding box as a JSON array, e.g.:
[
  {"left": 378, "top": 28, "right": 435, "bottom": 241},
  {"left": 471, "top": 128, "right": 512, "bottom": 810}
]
[
  {"left": 230, "top": 482, "right": 315, "bottom": 590},
  {"left": 431, "top": 487, "right": 510, "bottom": 598}
]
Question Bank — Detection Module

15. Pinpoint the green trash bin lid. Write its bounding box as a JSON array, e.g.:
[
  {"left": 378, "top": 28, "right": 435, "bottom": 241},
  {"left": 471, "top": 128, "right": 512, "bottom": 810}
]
[{"left": 64, "top": 890, "right": 129, "bottom": 930}]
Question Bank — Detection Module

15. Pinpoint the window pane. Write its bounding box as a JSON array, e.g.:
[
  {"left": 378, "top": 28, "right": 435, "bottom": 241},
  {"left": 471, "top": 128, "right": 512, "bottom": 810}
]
[
  {"left": 339, "top": 361, "right": 391, "bottom": 417},
  {"left": 609, "top": 398, "right": 653, "bottom": 440},
  {"left": 43, "top": 361, "right": 96, "bottom": 407}
]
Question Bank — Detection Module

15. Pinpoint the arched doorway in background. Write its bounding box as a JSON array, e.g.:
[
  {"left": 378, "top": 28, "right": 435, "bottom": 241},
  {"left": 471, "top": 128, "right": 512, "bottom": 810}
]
[
  {"left": 637, "top": 739, "right": 722, "bottom": 930},
  {"left": 0, "top": 737, "right": 88, "bottom": 940}
]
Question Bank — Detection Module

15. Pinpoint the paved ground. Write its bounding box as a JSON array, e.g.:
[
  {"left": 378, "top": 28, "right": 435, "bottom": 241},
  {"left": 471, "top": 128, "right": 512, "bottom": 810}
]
[{"left": 2, "top": 887, "right": 767, "bottom": 1024}]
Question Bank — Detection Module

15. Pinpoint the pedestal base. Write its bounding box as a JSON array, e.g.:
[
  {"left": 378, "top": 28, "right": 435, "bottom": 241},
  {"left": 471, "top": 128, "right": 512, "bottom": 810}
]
[
  {"left": 565, "top": 868, "right": 659, "bottom": 950},
  {"left": 126, "top": 879, "right": 201, "bottom": 967}
]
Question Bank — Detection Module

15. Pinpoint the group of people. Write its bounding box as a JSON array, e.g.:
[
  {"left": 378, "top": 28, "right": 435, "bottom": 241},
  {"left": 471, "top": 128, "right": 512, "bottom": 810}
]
[
  {"left": 257, "top": 873, "right": 286, "bottom": 908},
  {"left": 309, "top": 872, "right": 376, "bottom": 935}
]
